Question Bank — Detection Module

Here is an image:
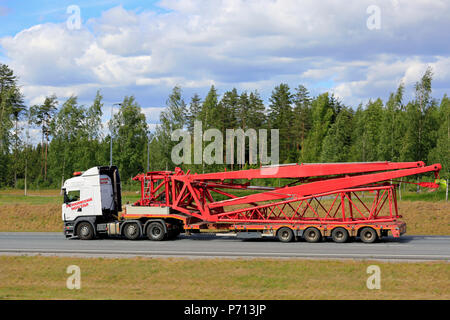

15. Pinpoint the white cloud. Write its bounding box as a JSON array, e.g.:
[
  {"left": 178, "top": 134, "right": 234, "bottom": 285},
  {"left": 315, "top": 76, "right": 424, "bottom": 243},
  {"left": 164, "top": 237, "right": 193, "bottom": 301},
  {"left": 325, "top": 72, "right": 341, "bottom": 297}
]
[{"left": 0, "top": 0, "right": 449, "bottom": 113}]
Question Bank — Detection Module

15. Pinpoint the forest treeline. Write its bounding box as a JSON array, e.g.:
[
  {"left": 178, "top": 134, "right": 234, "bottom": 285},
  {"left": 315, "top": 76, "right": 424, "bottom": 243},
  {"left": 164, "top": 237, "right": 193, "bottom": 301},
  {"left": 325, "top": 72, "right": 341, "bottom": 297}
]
[{"left": 0, "top": 63, "right": 448, "bottom": 189}]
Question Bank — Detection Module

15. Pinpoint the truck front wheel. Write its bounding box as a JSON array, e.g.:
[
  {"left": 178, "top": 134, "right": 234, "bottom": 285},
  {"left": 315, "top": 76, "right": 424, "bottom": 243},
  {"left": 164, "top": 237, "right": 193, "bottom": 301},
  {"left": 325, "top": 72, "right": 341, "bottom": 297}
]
[
  {"left": 147, "top": 222, "right": 166, "bottom": 241},
  {"left": 76, "top": 222, "right": 94, "bottom": 240}
]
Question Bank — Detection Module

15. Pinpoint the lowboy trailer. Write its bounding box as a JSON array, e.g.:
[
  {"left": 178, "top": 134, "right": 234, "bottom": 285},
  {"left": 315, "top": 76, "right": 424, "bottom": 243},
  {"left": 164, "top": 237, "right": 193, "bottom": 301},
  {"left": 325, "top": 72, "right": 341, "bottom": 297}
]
[{"left": 62, "top": 161, "right": 441, "bottom": 243}]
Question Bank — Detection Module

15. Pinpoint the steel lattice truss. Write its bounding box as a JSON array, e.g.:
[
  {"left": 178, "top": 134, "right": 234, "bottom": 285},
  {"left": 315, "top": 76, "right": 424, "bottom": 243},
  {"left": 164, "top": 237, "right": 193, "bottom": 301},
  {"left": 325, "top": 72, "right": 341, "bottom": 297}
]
[{"left": 132, "top": 161, "right": 441, "bottom": 228}]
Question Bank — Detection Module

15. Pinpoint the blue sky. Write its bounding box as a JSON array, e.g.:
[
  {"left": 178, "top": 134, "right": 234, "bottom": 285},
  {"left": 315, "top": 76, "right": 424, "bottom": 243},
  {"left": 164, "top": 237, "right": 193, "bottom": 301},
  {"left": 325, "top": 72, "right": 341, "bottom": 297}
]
[
  {"left": 0, "top": 1, "right": 166, "bottom": 36},
  {"left": 1, "top": 0, "right": 449, "bottom": 137}
]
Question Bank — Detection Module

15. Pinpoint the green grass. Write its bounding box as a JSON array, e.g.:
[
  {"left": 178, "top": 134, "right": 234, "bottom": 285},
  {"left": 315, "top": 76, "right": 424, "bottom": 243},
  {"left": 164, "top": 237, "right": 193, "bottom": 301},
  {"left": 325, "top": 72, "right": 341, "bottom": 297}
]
[
  {"left": 0, "top": 194, "right": 61, "bottom": 206},
  {"left": 400, "top": 190, "right": 447, "bottom": 202}
]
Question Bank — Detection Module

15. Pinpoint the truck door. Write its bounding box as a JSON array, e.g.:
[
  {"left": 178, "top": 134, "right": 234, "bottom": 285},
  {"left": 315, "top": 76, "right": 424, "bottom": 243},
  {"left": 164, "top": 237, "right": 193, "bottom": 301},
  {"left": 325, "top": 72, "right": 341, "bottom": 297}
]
[{"left": 62, "top": 188, "right": 96, "bottom": 221}]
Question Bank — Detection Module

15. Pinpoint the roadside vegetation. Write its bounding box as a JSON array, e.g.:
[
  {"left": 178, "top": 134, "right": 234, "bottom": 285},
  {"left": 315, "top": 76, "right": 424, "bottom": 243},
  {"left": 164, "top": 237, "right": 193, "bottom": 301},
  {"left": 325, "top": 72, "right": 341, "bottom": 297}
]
[
  {"left": 0, "top": 256, "right": 448, "bottom": 300},
  {"left": 0, "top": 63, "right": 448, "bottom": 194}
]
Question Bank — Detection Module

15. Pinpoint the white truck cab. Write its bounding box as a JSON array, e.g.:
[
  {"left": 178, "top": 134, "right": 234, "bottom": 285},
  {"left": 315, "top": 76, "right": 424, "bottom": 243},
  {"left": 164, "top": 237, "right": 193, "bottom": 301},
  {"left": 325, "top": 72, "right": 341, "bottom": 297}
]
[{"left": 62, "top": 166, "right": 122, "bottom": 239}]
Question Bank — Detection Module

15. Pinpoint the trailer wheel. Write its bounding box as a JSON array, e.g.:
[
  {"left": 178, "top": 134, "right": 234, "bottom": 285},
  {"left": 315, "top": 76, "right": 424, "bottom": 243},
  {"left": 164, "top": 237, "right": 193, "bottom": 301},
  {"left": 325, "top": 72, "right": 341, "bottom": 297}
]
[
  {"left": 277, "top": 227, "right": 294, "bottom": 243},
  {"left": 303, "top": 227, "right": 321, "bottom": 243},
  {"left": 331, "top": 227, "right": 349, "bottom": 243},
  {"left": 147, "top": 222, "right": 166, "bottom": 241},
  {"left": 359, "top": 227, "right": 377, "bottom": 243},
  {"left": 123, "top": 222, "right": 141, "bottom": 240},
  {"left": 76, "top": 222, "right": 94, "bottom": 240}
]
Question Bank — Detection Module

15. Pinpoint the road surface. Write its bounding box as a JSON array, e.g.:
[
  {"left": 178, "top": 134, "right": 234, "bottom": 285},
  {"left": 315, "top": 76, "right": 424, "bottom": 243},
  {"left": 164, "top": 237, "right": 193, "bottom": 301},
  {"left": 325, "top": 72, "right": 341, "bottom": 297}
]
[{"left": 0, "top": 232, "right": 449, "bottom": 261}]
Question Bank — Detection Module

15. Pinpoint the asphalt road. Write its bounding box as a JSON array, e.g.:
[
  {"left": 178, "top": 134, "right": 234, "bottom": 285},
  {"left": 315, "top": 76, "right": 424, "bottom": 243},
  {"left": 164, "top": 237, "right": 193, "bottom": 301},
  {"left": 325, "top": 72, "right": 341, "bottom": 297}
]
[{"left": 0, "top": 232, "right": 449, "bottom": 261}]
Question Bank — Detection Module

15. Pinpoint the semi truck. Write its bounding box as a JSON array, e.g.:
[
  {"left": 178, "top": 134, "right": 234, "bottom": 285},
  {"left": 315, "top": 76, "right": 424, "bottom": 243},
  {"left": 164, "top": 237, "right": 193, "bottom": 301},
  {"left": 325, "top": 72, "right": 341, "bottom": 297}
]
[{"left": 62, "top": 161, "right": 441, "bottom": 243}]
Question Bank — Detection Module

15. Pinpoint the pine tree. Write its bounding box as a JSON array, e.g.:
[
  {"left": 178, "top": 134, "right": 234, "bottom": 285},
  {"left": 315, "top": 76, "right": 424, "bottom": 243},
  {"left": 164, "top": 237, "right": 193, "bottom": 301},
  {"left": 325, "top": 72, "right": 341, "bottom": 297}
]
[
  {"left": 187, "top": 93, "right": 202, "bottom": 134},
  {"left": 199, "top": 85, "right": 220, "bottom": 130},
  {"left": 30, "top": 95, "right": 58, "bottom": 181},
  {"left": 301, "top": 93, "right": 335, "bottom": 162},
  {"left": 378, "top": 83, "right": 404, "bottom": 161},
  {"left": 292, "top": 85, "right": 312, "bottom": 160},
  {"left": 156, "top": 86, "right": 188, "bottom": 170},
  {"left": 268, "top": 83, "right": 293, "bottom": 163},
  {"left": 320, "top": 107, "right": 354, "bottom": 162}
]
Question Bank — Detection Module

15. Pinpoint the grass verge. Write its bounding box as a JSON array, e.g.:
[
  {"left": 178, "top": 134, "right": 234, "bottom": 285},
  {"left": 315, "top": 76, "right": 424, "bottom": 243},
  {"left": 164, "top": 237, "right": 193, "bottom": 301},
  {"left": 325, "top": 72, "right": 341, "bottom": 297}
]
[{"left": 0, "top": 256, "right": 448, "bottom": 300}]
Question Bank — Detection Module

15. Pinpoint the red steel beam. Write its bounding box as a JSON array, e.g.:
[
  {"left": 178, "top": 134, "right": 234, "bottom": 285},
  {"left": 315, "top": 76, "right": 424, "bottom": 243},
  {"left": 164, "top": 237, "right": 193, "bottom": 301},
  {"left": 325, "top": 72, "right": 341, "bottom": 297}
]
[
  {"left": 185, "top": 161, "right": 425, "bottom": 181},
  {"left": 208, "top": 163, "right": 441, "bottom": 209}
]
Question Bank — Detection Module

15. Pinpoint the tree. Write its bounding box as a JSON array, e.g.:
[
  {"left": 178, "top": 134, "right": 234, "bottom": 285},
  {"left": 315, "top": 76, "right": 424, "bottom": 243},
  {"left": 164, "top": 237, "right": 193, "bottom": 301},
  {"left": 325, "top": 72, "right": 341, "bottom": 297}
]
[
  {"left": 292, "top": 85, "right": 312, "bottom": 159},
  {"left": 301, "top": 93, "right": 335, "bottom": 162},
  {"left": 111, "top": 96, "right": 148, "bottom": 181},
  {"left": 155, "top": 86, "right": 188, "bottom": 170},
  {"left": 219, "top": 88, "right": 239, "bottom": 131},
  {"left": 187, "top": 93, "right": 202, "bottom": 134},
  {"left": 400, "top": 67, "right": 439, "bottom": 163},
  {"left": 429, "top": 95, "right": 450, "bottom": 180},
  {"left": 29, "top": 95, "right": 58, "bottom": 181},
  {"left": 320, "top": 107, "right": 354, "bottom": 162},
  {"left": 199, "top": 85, "right": 220, "bottom": 130},
  {"left": 362, "top": 98, "right": 384, "bottom": 161},
  {"left": 0, "top": 64, "right": 24, "bottom": 186},
  {"left": 268, "top": 83, "right": 293, "bottom": 162},
  {"left": 49, "top": 96, "right": 86, "bottom": 186},
  {"left": 378, "top": 83, "right": 405, "bottom": 161},
  {"left": 247, "top": 91, "right": 266, "bottom": 129}
]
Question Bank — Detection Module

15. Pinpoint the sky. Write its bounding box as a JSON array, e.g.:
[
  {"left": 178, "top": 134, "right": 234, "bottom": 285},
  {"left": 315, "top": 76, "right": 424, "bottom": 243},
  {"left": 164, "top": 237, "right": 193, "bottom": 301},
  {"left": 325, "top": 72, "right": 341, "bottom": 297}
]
[{"left": 1, "top": 0, "right": 450, "bottom": 135}]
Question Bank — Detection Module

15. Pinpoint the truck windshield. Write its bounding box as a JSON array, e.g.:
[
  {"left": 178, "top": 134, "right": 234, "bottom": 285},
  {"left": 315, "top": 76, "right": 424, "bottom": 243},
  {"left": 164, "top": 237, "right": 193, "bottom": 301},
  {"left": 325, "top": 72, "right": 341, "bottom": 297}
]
[{"left": 64, "top": 190, "right": 80, "bottom": 203}]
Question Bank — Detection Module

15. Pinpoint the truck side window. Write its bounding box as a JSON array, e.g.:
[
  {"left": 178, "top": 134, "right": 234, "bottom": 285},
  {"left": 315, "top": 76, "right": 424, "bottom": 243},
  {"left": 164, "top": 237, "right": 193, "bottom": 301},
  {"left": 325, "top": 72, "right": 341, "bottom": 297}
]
[{"left": 65, "top": 190, "right": 80, "bottom": 203}]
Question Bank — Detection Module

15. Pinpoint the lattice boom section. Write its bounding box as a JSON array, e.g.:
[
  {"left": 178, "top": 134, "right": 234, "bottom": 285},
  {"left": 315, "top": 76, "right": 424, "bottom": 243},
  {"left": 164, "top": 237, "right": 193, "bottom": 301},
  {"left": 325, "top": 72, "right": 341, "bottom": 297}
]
[{"left": 214, "top": 185, "right": 399, "bottom": 224}]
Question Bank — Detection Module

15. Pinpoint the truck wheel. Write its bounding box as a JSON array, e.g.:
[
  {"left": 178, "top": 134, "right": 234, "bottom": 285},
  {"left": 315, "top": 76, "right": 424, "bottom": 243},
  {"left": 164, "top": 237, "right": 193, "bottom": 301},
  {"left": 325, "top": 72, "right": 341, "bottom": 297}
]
[
  {"left": 123, "top": 223, "right": 141, "bottom": 240},
  {"left": 76, "top": 222, "right": 94, "bottom": 240},
  {"left": 147, "top": 222, "right": 166, "bottom": 241},
  {"left": 331, "top": 227, "right": 349, "bottom": 243},
  {"left": 277, "top": 227, "right": 294, "bottom": 243},
  {"left": 359, "top": 227, "right": 377, "bottom": 243},
  {"left": 303, "top": 227, "right": 321, "bottom": 243}
]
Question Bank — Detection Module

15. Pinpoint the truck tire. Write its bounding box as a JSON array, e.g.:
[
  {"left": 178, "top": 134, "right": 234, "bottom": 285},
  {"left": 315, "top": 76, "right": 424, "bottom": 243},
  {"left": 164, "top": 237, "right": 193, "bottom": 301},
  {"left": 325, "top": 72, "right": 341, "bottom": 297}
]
[
  {"left": 123, "top": 222, "right": 141, "bottom": 240},
  {"left": 359, "top": 227, "right": 377, "bottom": 243},
  {"left": 331, "top": 227, "right": 349, "bottom": 243},
  {"left": 303, "top": 227, "right": 321, "bottom": 243},
  {"left": 147, "top": 222, "right": 166, "bottom": 241},
  {"left": 277, "top": 227, "right": 294, "bottom": 243},
  {"left": 76, "top": 222, "right": 94, "bottom": 240}
]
